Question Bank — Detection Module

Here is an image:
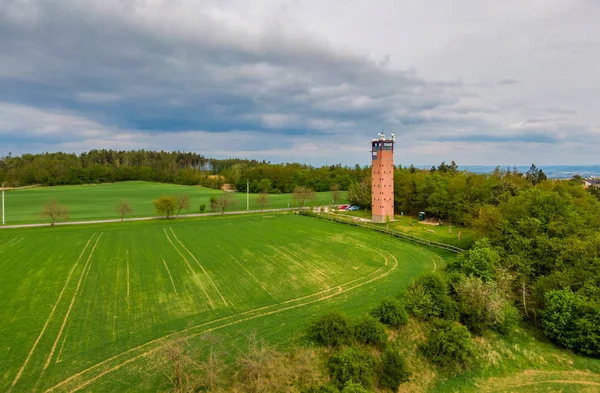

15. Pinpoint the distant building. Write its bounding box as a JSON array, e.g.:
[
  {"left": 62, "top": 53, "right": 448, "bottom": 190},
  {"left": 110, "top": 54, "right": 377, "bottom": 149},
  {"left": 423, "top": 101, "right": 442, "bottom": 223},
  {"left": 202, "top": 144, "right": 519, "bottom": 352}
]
[
  {"left": 584, "top": 178, "right": 600, "bottom": 188},
  {"left": 371, "top": 132, "right": 395, "bottom": 223}
]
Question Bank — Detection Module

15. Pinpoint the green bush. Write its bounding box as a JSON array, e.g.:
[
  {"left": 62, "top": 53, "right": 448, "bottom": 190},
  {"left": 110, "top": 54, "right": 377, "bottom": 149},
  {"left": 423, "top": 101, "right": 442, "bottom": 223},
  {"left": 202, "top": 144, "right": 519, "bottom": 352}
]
[
  {"left": 302, "top": 385, "right": 340, "bottom": 393},
  {"left": 404, "top": 273, "right": 457, "bottom": 320},
  {"left": 353, "top": 315, "right": 387, "bottom": 347},
  {"left": 379, "top": 347, "right": 411, "bottom": 391},
  {"left": 542, "top": 286, "right": 600, "bottom": 356},
  {"left": 199, "top": 203, "right": 206, "bottom": 212},
  {"left": 370, "top": 298, "right": 408, "bottom": 327},
  {"left": 341, "top": 381, "right": 369, "bottom": 393},
  {"left": 328, "top": 348, "right": 376, "bottom": 388},
  {"left": 447, "top": 238, "right": 501, "bottom": 282},
  {"left": 496, "top": 303, "right": 521, "bottom": 334},
  {"left": 308, "top": 311, "right": 353, "bottom": 347},
  {"left": 454, "top": 276, "right": 521, "bottom": 335},
  {"left": 420, "top": 320, "right": 474, "bottom": 374}
]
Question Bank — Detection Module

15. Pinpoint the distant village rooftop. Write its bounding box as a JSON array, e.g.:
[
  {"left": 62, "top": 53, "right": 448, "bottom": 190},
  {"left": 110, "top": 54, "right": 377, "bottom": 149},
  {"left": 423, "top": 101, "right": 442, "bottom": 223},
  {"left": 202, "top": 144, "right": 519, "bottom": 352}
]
[{"left": 583, "top": 177, "right": 600, "bottom": 188}]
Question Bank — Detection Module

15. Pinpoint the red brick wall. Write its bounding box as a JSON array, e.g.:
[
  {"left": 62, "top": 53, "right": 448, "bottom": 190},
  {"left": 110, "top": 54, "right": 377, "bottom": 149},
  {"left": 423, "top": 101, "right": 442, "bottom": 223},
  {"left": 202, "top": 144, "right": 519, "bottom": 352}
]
[{"left": 371, "top": 147, "right": 394, "bottom": 222}]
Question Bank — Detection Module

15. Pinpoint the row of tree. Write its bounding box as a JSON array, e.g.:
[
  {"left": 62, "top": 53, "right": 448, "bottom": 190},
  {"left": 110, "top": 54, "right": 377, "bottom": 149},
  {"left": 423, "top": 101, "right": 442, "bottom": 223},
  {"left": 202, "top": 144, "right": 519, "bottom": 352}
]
[{"left": 0, "top": 150, "right": 367, "bottom": 192}]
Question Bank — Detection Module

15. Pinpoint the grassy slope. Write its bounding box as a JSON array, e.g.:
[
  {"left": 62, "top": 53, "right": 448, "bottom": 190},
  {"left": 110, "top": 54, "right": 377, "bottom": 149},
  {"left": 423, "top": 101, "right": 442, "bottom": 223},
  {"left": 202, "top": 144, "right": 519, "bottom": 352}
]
[
  {"left": 341, "top": 210, "right": 480, "bottom": 248},
  {"left": 0, "top": 214, "right": 444, "bottom": 392},
  {"left": 394, "top": 320, "right": 600, "bottom": 393},
  {"left": 2, "top": 181, "right": 345, "bottom": 224}
]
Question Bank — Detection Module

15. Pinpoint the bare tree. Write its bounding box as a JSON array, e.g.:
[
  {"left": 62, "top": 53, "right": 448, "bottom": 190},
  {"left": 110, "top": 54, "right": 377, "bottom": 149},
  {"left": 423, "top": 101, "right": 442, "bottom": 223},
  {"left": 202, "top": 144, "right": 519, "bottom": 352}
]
[
  {"left": 40, "top": 200, "right": 69, "bottom": 226},
  {"left": 292, "top": 186, "right": 315, "bottom": 208},
  {"left": 175, "top": 194, "right": 191, "bottom": 218},
  {"left": 235, "top": 333, "right": 289, "bottom": 393},
  {"left": 115, "top": 199, "right": 133, "bottom": 221},
  {"left": 216, "top": 192, "right": 237, "bottom": 215},
  {"left": 198, "top": 344, "right": 225, "bottom": 392},
  {"left": 256, "top": 192, "right": 269, "bottom": 212},
  {"left": 330, "top": 184, "right": 341, "bottom": 204},
  {"left": 162, "top": 333, "right": 226, "bottom": 393}
]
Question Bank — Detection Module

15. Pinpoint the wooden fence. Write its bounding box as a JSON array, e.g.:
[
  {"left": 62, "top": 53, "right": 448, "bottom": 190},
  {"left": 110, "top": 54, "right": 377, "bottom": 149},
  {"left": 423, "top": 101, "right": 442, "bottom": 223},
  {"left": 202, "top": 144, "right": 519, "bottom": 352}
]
[{"left": 299, "top": 211, "right": 464, "bottom": 254}]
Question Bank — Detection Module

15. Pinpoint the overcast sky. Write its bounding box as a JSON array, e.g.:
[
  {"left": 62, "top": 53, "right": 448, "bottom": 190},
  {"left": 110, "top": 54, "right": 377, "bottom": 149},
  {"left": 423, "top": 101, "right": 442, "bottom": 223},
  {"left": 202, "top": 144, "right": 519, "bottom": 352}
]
[{"left": 1, "top": 0, "right": 599, "bottom": 166}]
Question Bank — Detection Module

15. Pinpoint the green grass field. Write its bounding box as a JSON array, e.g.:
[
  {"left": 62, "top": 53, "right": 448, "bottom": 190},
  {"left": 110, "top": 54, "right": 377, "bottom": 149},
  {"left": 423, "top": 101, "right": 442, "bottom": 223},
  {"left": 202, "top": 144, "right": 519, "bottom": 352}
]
[
  {"left": 0, "top": 213, "right": 446, "bottom": 392},
  {"left": 2, "top": 181, "right": 345, "bottom": 225},
  {"left": 341, "top": 210, "right": 480, "bottom": 248}
]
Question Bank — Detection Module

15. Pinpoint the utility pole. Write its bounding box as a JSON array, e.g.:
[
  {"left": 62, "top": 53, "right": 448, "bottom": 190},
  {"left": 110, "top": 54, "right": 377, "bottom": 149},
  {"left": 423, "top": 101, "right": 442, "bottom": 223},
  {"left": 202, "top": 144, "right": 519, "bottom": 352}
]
[
  {"left": 246, "top": 179, "right": 249, "bottom": 211},
  {"left": 2, "top": 182, "right": 5, "bottom": 226}
]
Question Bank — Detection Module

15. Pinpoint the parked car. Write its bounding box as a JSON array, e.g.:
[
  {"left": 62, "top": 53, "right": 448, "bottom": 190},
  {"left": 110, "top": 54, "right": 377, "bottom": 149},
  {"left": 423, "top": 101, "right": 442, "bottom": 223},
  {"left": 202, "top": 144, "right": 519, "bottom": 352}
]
[
  {"left": 338, "top": 205, "right": 349, "bottom": 210},
  {"left": 347, "top": 206, "right": 361, "bottom": 211}
]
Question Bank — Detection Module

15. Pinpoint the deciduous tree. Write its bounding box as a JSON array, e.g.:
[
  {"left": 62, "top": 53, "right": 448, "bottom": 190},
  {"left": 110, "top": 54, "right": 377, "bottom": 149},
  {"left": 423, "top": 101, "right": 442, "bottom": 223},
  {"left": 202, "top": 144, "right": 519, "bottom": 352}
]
[
  {"left": 115, "top": 198, "right": 133, "bottom": 221},
  {"left": 175, "top": 194, "right": 191, "bottom": 218},
  {"left": 256, "top": 192, "right": 269, "bottom": 212},
  {"left": 216, "top": 192, "right": 237, "bottom": 215},
  {"left": 40, "top": 200, "right": 69, "bottom": 226},
  {"left": 292, "top": 186, "right": 315, "bottom": 208},
  {"left": 154, "top": 195, "right": 176, "bottom": 218}
]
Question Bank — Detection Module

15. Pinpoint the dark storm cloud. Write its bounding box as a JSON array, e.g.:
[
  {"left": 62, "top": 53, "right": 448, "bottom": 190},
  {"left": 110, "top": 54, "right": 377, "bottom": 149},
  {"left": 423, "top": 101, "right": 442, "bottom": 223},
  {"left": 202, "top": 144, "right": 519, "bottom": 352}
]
[{"left": 0, "top": 0, "right": 456, "bottom": 144}]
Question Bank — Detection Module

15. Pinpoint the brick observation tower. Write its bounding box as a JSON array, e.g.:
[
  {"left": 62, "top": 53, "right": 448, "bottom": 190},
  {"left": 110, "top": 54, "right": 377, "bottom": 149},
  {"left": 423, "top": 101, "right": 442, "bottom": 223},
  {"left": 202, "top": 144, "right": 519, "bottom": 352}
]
[{"left": 371, "top": 132, "right": 395, "bottom": 223}]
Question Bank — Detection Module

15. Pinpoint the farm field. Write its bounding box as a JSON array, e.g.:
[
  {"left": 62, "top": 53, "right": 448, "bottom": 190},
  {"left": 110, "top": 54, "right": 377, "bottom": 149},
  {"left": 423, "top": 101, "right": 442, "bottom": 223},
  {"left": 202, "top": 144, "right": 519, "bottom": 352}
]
[
  {"left": 2, "top": 181, "right": 346, "bottom": 225},
  {"left": 0, "top": 213, "right": 445, "bottom": 392}
]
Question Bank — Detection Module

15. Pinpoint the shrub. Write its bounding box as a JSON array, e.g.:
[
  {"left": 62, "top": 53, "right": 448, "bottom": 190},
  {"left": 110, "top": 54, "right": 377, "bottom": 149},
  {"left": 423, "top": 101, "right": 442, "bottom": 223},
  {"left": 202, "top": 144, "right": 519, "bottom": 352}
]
[
  {"left": 379, "top": 347, "right": 410, "bottom": 391},
  {"left": 496, "top": 303, "right": 521, "bottom": 334},
  {"left": 447, "top": 238, "right": 501, "bottom": 281},
  {"left": 341, "top": 381, "right": 369, "bottom": 393},
  {"left": 420, "top": 320, "right": 474, "bottom": 374},
  {"left": 370, "top": 298, "right": 408, "bottom": 327},
  {"left": 303, "top": 385, "right": 340, "bottom": 393},
  {"left": 404, "top": 273, "right": 457, "bottom": 320},
  {"left": 308, "top": 311, "right": 353, "bottom": 347},
  {"left": 353, "top": 315, "right": 387, "bottom": 347},
  {"left": 328, "top": 348, "right": 376, "bottom": 388},
  {"left": 542, "top": 286, "right": 600, "bottom": 356},
  {"left": 454, "top": 276, "right": 521, "bottom": 335},
  {"left": 199, "top": 204, "right": 206, "bottom": 212}
]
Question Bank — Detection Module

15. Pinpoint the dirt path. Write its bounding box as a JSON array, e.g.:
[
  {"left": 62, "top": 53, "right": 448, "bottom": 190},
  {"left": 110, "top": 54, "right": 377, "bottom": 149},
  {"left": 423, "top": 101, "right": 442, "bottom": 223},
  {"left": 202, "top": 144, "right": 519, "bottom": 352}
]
[{"left": 477, "top": 370, "right": 600, "bottom": 392}]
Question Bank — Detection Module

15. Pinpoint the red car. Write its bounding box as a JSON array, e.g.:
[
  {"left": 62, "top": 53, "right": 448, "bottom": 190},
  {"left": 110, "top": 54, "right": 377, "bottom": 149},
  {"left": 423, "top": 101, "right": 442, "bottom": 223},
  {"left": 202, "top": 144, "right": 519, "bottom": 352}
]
[{"left": 338, "top": 205, "right": 349, "bottom": 210}]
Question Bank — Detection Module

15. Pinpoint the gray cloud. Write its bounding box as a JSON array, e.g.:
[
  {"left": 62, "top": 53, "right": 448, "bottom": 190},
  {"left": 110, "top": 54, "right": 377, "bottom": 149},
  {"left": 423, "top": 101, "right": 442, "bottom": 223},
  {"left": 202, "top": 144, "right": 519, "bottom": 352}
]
[{"left": 0, "top": 0, "right": 599, "bottom": 165}]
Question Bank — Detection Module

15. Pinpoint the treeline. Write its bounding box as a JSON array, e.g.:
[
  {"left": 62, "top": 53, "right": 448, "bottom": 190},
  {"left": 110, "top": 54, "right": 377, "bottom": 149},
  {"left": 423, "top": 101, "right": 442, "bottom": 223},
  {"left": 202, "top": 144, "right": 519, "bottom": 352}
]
[
  {"left": 348, "top": 162, "right": 551, "bottom": 226},
  {"left": 0, "top": 150, "right": 367, "bottom": 192}
]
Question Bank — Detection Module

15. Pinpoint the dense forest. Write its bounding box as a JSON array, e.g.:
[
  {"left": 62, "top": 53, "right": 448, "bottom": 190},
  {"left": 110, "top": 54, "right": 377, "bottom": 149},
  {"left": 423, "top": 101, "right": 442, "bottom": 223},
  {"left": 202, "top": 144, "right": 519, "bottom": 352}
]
[{"left": 0, "top": 150, "right": 366, "bottom": 192}]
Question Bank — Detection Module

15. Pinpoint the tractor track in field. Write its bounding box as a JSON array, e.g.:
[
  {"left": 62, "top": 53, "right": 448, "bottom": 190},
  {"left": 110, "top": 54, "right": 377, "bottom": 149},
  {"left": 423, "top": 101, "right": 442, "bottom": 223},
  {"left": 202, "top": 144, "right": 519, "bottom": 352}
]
[
  {"left": 163, "top": 228, "right": 215, "bottom": 310},
  {"left": 8, "top": 233, "right": 96, "bottom": 393},
  {"left": 0, "top": 236, "right": 26, "bottom": 254},
  {"left": 161, "top": 256, "right": 178, "bottom": 295},
  {"left": 168, "top": 228, "right": 228, "bottom": 307},
  {"left": 266, "top": 245, "right": 331, "bottom": 290},
  {"left": 43, "top": 233, "right": 104, "bottom": 370},
  {"left": 208, "top": 239, "right": 274, "bottom": 298},
  {"left": 43, "top": 248, "right": 403, "bottom": 393}
]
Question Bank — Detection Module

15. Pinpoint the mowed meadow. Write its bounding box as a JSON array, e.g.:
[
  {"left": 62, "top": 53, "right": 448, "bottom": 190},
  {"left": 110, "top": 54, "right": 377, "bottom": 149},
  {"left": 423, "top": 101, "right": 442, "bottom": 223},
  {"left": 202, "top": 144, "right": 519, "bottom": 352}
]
[
  {"left": 0, "top": 213, "right": 446, "bottom": 392},
  {"left": 2, "top": 181, "right": 345, "bottom": 224}
]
